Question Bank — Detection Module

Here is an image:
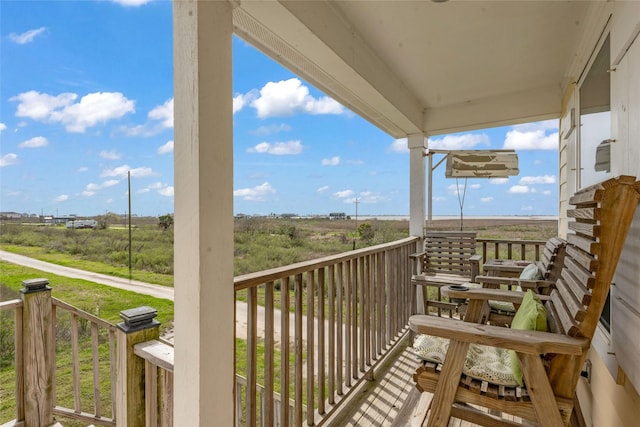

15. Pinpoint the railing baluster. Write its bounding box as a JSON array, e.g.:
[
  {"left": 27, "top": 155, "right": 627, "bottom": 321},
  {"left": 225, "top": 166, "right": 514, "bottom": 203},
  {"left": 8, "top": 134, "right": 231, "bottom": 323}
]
[
  {"left": 327, "top": 265, "right": 335, "bottom": 404},
  {"left": 280, "top": 277, "right": 290, "bottom": 426},
  {"left": 306, "top": 270, "right": 315, "bottom": 426},
  {"left": 145, "top": 360, "right": 158, "bottom": 427},
  {"left": 358, "top": 256, "right": 365, "bottom": 373},
  {"left": 51, "top": 303, "right": 56, "bottom": 408},
  {"left": 336, "top": 262, "right": 344, "bottom": 394},
  {"left": 71, "top": 313, "right": 81, "bottom": 413},
  {"left": 15, "top": 302, "right": 24, "bottom": 422},
  {"left": 377, "top": 251, "right": 384, "bottom": 355},
  {"left": 344, "top": 260, "right": 351, "bottom": 387},
  {"left": 351, "top": 258, "right": 358, "bottom": 380},
  {"left": 294, "top": 273, "right": 304, "bottom": 426},
  {"left": 109, "top": 328, "right": 117, "bottom": 421},
  {"left": 91, "top": 321, "right": 102, "bottom": 418},
  {"left": 317, "top": 267, "right": 326, "bottom": 415},
  {"left": 246, "top": 286, "right": 257, "bottom": 427},
  {"left": 264, "top": 281, "right": 275, "bottom": 427}
]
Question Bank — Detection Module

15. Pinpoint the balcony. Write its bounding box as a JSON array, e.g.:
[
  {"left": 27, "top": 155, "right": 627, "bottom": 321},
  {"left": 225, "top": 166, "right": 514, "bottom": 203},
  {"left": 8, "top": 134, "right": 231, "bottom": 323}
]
[{"left": 1, "top": 236, "right": 551, "bottom": 427}]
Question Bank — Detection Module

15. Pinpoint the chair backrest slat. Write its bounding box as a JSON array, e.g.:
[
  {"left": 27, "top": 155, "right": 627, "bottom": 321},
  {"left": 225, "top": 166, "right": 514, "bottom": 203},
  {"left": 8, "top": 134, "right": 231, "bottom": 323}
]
[{"left": 546, "top": 176, "right": 640, "bottom": 399}]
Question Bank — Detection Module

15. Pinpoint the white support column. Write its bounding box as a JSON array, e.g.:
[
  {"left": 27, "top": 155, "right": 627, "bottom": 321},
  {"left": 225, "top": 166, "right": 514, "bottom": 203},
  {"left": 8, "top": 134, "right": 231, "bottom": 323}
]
[
  {"left": 173, "top": 1, "right": 234, "bottom": 426},
  {"left": 408, "top": 133, "right": 426, "bottom": 315},
  {"left": 408, "top": 133, "right": 426, "bottom": 238}
]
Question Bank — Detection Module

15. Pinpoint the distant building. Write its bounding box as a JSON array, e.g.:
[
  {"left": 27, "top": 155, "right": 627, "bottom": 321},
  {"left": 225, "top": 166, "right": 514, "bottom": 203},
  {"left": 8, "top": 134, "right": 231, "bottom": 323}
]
[
  {"left": 329, "top": 212, "right": 347, "bottom": 220},
  {"left": 0, "top": 212, "right": 23, "bottom": 219}
]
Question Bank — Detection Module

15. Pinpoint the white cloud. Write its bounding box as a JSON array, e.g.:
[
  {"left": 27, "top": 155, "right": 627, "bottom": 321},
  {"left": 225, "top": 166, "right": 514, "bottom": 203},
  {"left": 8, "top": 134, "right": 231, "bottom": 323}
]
[
  {"left": 233, "top": 91, "right": 258, "bottom": 114},
  {"left": 18, "top": 136, "right": 48, "bottom": 148},
  {"left": 158, "top": 140, "right": 174, "bottom": 154},
  {"left": 0, "top": 153, "right": 18, "bottom": 167},
  {"left": 447, "top": 183, "right": 465, "bottom": 196},
  {"left": 78, "top": 167, "right": 89, "bottom": 172},
  {"left": 247, "top": 140, "right": 303, "bottom": 155},
  {"left": 81, "top": 191, "right": 95, "bottom": 197},
  {"left": 480, "top": 197, "right": 494, "bottom": 203},
  {"left": 543, "top": 190, "right": 552, "bottom": 196},
  {"left": 321, "top": 156, "right": 340, "bottom": 166},
  {"left": 144, "top": 182, "right": 174, "bottom": 197},
  {"left": 54, "top": 194, "right": 69, "bottom": 202},
  {"left": 470, "top": 183, "right": 481, "bottom": 189},
  {"left": 10, "top": 90, "right": 135, "bottom": 133},
  {"left": 389, "top": 138, "right": 408, "bottom": 153},
  {"left": 111, "top": 0, "right": 153, "bottom": 6},
  {"left": 234, "top": 182, "right": 276, "bottom": 201},
  {"left": 317, "top": 186, "right": 329, "bottom": 193},
  {"left": 503, "top": 129, "right": 558, "bottom": 150},
  {"left": 428, "top": 133, "right": 490, "bottom": 150},
  {"left": 159, "top": 186, "right": 174, "bottom": 197},
  {"left": 148, "top": 98, "right": 173, "bottom": 128},
  {"left": 101, "top": 165, "right": 154, "bottom": 178},
  {"left": 85, "top": 180, "right": 121, "bottom": 193},
  {"left": 100, "top": 150, "right": 122, "bottom": 160},
  {"left": 509, "top": 185, "right": 530, "bottom": 194},
  {"left": 250, "top": 78, "right": 344, "bottom": 118},
  {"left": 345, "top": 191, "right": 388, "bottom": 204},
  {"left": 0, "top": 123, "right": 6, "bottom": 132},
  {"left": 512, "top": 119, "right": 559, "bottom": 132},
  {"left": 250, "top": 123, "right": 291, "bottom": 136},
  {"left": 9, "top": 27, "right": 46, "bottom": 44},
  {"left": 489, "top": 178, "right": 509, "bottom": 185},
  {"left": 519, "top": 175, "right": 556, "bottom": 184},
  {"left": 334, "top": 189, "right": 354, "bottom": 199}
]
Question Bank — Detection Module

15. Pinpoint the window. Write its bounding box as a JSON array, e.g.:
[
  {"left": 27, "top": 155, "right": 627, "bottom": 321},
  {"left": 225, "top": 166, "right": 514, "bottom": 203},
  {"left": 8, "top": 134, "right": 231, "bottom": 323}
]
[
  {"left": 578, "top": 35, "right": 611, "bottom": 329},
  {"left": 579, "top": 35, "right": 611, "bottom": 188}
]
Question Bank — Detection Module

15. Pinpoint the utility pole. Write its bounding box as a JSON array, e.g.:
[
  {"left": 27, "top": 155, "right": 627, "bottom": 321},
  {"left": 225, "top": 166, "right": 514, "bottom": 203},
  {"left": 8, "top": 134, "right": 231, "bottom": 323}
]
[{"left": 353, "top": 198, "right": 359, "bottom": 250}]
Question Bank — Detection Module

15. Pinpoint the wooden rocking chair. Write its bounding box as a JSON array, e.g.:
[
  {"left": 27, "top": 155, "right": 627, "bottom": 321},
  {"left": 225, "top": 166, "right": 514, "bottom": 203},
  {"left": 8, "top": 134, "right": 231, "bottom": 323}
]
[{"left": 409, "top": 176, "right": 640, "bottom": 427}]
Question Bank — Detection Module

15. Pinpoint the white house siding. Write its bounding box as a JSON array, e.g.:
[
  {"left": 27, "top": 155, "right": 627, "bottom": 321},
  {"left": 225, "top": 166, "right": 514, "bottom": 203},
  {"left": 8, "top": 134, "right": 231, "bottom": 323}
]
[{"left": 563, "top": 2, "right": 640, "bottom": 426}]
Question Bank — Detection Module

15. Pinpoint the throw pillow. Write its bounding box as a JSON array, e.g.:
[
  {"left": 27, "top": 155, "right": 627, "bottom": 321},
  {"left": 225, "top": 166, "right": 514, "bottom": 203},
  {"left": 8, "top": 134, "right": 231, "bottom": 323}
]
[
  {"left": 509, "top": 290, "right": 547, "bottom": 386},
  {"left": 519, "top": 263, "right": 542, "bottom": 281}
]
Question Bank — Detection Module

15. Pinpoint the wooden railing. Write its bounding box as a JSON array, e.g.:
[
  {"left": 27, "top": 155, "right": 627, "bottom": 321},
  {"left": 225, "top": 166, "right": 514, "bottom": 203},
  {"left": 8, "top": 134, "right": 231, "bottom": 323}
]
[
  {"left": 476, "top": 238, "right": 547, "bottom": 265},
  {"left": 0, "top": 279, "right": 117, "bottom": 427},
  {"left": 233, "top": 236, "right": 419, "bottom": 427},
  {"left": 51, "top": 298, "right": 117, "bottom": 426},
  {"left": 0, "top": 298, "right": 24, "bottom": 426}
]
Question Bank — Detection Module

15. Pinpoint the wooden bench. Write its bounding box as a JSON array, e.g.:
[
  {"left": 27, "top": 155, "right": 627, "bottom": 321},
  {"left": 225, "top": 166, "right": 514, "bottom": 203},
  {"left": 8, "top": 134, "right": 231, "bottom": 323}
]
[
  {"left": 411, "top": 232, "right": 481, "bottom": 316},
  {"left": 409, "top": 176, "right": 640, "bottom": 427}
]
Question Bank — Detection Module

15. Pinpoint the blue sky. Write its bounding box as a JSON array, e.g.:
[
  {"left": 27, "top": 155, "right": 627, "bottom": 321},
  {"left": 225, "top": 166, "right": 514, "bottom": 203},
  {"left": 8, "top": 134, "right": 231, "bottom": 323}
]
[{"left": 1, "top": 0, "right": 559, "bottom": 218}]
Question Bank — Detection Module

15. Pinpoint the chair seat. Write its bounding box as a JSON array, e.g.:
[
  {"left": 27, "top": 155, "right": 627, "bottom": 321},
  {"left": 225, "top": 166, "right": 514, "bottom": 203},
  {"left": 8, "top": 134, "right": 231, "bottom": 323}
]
[{"left": 413, "top": 334, "right": 519, "bottom": 387}]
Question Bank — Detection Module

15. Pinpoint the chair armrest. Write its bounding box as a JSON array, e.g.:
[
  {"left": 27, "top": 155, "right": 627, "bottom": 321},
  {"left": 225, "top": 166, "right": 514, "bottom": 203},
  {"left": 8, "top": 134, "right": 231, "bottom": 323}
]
[
  {"left": 477, "top": 276, "right": 555, "bottom": 292},
  {"left": 442, "top": 286, "right": 551, "bottom": 304},
  {"left": 409, "top": 315, "right": 589, "bottom": 356},
  {"left": 469, "top": 254, "right": 481, "bottom": 281},
  {"left": 409, "top": 251, "right": 427, "bottom": 259}
]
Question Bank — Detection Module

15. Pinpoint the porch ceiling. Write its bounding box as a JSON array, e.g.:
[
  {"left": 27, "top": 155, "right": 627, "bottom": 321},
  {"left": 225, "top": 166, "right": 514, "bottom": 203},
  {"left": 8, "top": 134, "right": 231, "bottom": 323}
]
[{"left": 233, "top": 0, "right": 596, "bottom": 138}]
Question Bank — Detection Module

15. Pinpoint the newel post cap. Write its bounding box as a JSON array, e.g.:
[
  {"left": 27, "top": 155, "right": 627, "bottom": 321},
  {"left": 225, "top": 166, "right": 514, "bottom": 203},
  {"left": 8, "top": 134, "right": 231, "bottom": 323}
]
[
  {"left": 20, "top": 278, "right": 51, "bottom": 294},
  {"left": 117, "top": 306, "right": 159, "bottom": 333}
]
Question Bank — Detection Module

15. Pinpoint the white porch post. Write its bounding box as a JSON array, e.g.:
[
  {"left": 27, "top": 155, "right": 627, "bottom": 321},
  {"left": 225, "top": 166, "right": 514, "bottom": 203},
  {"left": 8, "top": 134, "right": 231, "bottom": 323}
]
[
  {"left": 173, "top": 1, "right": 234, "bottom": 426},
  {"left": 408, "top": 133, "right": 426, "bottom": 314},
  {"left": 408, "top": 133, "right": 426, "bottom": 238}
]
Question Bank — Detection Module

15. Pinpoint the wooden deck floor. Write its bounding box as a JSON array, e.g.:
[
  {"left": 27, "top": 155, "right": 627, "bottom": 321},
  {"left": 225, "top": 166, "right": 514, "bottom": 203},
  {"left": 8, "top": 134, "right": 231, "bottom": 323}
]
[{"left": 336, "top": 341, "right": 481, "bottom": 427}]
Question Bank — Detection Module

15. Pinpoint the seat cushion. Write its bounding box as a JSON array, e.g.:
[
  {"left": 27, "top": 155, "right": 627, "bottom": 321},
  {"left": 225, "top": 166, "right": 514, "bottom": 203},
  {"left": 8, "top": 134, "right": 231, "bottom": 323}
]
[
  {"left": 413, "top": 334, "right": 520, "bottom": 387},
  {"left": 519, "top": 262, "right": 542, "bottom": 280},
  {"left": 509, "top": 290, "right": 547, "bottom": 385}
]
